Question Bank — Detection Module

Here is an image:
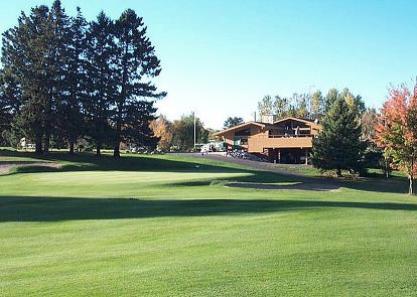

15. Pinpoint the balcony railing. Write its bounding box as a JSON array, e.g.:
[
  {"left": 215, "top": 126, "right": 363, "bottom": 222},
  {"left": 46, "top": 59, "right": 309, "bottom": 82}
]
[{"left": 268, "top": 134, "right": 314, "bottom": 138}]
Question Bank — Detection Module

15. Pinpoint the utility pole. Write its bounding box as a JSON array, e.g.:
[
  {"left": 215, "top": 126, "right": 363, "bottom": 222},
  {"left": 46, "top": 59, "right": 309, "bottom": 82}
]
[{"left": 193, "top": 111, "right": 197, "bottom": 148}]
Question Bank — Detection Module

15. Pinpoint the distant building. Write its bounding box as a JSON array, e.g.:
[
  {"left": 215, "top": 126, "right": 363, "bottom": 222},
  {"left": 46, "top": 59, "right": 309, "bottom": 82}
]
[
  {"left": 19, "top": 138, "right": 35, "bottom": 150},
  {"left": 213, "top": 117, "right": 322, "bottom": 164}
]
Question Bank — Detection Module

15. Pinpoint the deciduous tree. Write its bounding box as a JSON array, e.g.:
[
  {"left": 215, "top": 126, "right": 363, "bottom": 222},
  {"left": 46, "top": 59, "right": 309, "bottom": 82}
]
[
  {"left": 257, "top": 95, "right": 273, "bottom": 118},
  {"left": 171, "top": 114, "right": 208, "bottom": 150},
  {"left": 361, "top": 107, "right": 378, "bottom": 141},
  {"left": 272, "top": 95, "right": 290, "bottom": 119},
  {"left": 375, "top": 84, "right": 417, "bottom": 195},
  {"left": 150, "top": 115, "right": 173, "bottom": 151},
  {"left": 311, "top": 90, "right": 324, "bottom": 119}
]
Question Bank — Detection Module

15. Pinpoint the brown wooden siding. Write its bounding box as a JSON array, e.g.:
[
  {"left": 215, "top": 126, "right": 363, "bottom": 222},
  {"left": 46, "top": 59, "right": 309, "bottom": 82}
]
[{"left": 248, "top": 135, "right": 313, "bottom": 153}]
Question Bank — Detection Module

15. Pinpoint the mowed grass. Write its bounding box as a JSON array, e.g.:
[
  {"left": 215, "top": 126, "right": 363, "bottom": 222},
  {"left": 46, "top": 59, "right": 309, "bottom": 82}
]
[{"left": 1, "top": 150, "right": 417, "bottom": 296}]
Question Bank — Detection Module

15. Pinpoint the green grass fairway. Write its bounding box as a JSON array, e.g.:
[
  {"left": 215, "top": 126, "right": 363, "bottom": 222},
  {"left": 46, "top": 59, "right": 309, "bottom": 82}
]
[{"left": 1, "top": 150, "right": 417, "bottom": 296}]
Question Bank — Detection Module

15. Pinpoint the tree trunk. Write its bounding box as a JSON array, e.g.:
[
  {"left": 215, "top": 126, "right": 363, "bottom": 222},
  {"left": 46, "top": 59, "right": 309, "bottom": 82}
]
[
  {"left": 409, "top": 175, "right": 414, "bottom": 195},
  {"left": 35, "top": 134, "right": 43, "bottom": 155},
  {"left": 113, "top": 144, "right": 120, "bottom": 158},
  {"left": 43, "top": 132, "right": 50, "bottom": 155},
  {"left": 69, "top": 141, "right": 74, "bottom": 154},
  {"left": 96, "top": 143, "right": 101, "bottom": 157},
  {"left": 385, "top": 159, "right": 390, "bottom": 178},
  {"left": 113, "top": 122, "right": 121, "bottom": 158}
]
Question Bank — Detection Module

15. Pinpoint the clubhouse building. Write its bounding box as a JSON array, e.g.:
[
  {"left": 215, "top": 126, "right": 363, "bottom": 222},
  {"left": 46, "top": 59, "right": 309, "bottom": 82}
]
[{"left": 214, "top": 117, "right": 321, "bottom": 164}]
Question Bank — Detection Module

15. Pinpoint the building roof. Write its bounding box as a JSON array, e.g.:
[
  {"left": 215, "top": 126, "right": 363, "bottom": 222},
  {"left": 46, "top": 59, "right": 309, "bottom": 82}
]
[
  {"left": 273, "top": 117, "right": 321, "bottom": 130},
  {"left": 213, "top": 121, "right": 266, "bottom": 137},
  {"left": 272, "top": 116, "right": 316, "bottom": 125},
  {"left": 213, "top": 117, "right": 321, "bottom": 137}
]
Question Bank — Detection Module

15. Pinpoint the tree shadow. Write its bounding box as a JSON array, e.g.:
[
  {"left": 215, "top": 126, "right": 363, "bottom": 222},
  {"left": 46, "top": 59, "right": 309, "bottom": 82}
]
[
  {"left": 0, "top": 149, "right": 245, "bottom": 174},
  {"left": 0, "top": 150, "right": 410, "bottom": 194},
  {"left": 165, "top": 174, "right": 409, "bottom": 194},
  {"left": 341, "top": 176, "right": 409, "bottom": 194},
  {"left": 1, "top": 196, "right": 416, "bottom": 222}
]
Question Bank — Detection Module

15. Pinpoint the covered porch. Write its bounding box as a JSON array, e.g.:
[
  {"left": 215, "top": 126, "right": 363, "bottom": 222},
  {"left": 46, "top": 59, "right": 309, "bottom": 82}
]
[{"left": 265, "top": 148, "right": 311, "bottom": 164}]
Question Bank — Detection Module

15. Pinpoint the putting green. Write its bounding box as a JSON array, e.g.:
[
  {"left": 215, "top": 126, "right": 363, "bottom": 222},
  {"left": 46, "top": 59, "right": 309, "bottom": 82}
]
[{"left": 1, "top": 152, "right": 416, "bottom": 296}]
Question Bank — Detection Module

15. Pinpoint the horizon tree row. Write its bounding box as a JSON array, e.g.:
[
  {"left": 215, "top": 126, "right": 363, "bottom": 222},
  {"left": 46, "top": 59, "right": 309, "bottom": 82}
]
[
  {"left": 0, "top": 0, "right": 165, "bottom": 157},
  {"left": 257, "top": 88, "right": 366, "bottom": 121}
]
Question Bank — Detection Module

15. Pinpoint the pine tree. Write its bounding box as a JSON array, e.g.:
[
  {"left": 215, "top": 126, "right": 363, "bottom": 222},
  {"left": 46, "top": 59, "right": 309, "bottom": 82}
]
[
  {"left": 311, "top": 98, "right": 365, "bottom": 176},
  {"left": 0, "top": 69, "right": 21, "bottom": 146},
  {"left": 45, "top": 0, "right": 74, "bottom": 153},
  {"left": 84, "top": 11, "right": 117, "bottom": 156},
  {"left": 112, "top": 9, "right": 165, "bottom": 158},
  {"left": 55, "top": 5, "right": 87, "bottom": 154},
  {"left": 2, "top": 6, "right": 53, "bottom": 154}
]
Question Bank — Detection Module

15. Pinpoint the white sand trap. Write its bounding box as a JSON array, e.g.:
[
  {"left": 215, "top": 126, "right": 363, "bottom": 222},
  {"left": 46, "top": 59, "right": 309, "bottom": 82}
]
[{"left": 226, "top": 181, "right": 340, "bottom": 191}]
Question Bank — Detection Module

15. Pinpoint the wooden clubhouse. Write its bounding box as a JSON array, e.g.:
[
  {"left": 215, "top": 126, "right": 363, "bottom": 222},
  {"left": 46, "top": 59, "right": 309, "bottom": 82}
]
[{"left": 214, "top": 117, "right": 322, "bottom": 164}]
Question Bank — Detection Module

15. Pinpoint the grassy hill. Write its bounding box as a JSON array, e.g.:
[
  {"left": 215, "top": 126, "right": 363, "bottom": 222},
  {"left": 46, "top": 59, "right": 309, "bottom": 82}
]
[{"left": 0, "top": 149, "right": 416, "bottom": 296}]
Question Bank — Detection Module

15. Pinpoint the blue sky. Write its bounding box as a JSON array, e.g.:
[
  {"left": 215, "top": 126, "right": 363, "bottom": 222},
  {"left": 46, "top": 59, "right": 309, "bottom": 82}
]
[{"left": 1, "top": 0, "right": 417, "bottom": 128}]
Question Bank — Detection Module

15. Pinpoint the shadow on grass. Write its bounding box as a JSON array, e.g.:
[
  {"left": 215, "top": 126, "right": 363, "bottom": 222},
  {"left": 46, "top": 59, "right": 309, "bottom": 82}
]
[
  {"left": 0, "top": 196, "right": 416, "bottom": 222},
  {"left": 0, "top": 149, "right": 245, "bottom": 174},
  {"left": 0, "top": 149, "right": 410, "bottom": 194}
]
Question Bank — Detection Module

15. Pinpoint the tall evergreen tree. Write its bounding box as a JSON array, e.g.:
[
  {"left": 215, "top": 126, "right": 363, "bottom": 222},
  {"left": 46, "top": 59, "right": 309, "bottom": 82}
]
[
  {"left": 45, "top": 0, "right": 74, "bottom": 153},
  {"left": 2, "top": 6, "right": 53, "bottom": 154},
  {"left": 55, "top": 5, "right": 87, "bottom": 153},
  {"left": 339, "top": 88, "right": 365, "bottom": 116},
  {"left": 84, "top": 12, "right": 117, "bottom": 156},
  {"left": 0, "top": 69, "right": 21, "bottom": 146},
  {"left": 311, "top": 98, "right": 365, "bottom": 176},
  {"left": 112, "top": 9, "right": 165, "bottom": 157}
]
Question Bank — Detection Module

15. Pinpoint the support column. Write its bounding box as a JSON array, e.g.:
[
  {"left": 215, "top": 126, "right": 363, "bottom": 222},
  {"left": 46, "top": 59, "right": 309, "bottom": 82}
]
[
  {"left": 278, "top": 149, "right": 281, "bottom": 164},
  {"left": 305, "top": 149, "right": 308, "bottom": 165}
]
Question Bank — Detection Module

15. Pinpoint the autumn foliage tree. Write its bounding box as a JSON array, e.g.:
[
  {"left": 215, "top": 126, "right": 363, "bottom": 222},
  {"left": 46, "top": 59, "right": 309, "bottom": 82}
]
[
  {"left": 375, "top": 84, "right": 417, "bottom": 195},
  {"left": 150, "top": 115, "right": 173, "bottom": 151}
]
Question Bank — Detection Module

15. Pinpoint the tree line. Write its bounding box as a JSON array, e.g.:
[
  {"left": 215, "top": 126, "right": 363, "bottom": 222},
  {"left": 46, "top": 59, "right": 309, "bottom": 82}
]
[
  {"left": 0, "top": 0, "right": 165, "bottom": 157},
  {"left": 150, "top": 113, "right": 210, "bottom": 152},
  {"left": 257, "top": 88, "right": 366, "bottom": 120}
]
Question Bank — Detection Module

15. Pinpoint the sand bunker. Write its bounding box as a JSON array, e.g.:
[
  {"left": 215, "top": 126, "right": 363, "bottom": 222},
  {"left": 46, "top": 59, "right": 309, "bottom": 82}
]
[{"left": 226, "top": 181, "right": 340, "bottom": 191}]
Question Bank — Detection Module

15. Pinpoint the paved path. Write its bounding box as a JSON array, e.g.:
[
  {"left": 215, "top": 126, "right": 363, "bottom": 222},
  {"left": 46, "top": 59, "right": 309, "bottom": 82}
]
[{"left": 175, "top": 152, "right": 309, "bottom": 177}]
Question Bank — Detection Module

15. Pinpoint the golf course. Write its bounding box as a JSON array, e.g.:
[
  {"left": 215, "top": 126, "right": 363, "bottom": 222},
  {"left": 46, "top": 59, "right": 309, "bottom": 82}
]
[{"left": 1, "top": 149, "right": 416, "bottom": 296}]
